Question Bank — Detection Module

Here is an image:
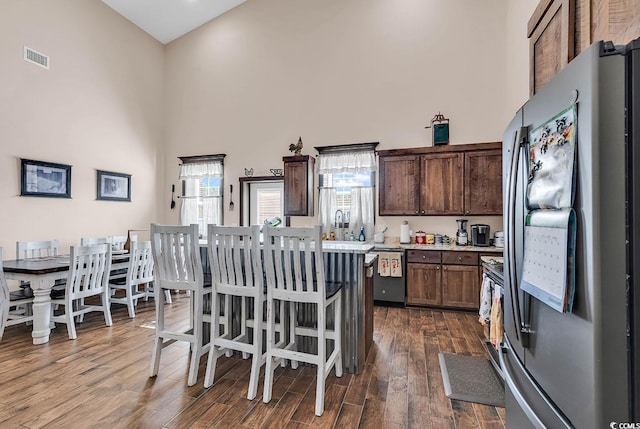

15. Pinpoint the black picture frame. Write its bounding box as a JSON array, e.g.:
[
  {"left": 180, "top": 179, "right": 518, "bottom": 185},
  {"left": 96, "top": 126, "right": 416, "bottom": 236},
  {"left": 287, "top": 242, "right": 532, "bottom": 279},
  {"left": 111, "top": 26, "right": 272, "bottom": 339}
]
[
  {"left": 20, "top": 158, "right": 72, "bottom": 198},
  {"left": 97, "top": 170, "right": 131, "bottom": 202}
]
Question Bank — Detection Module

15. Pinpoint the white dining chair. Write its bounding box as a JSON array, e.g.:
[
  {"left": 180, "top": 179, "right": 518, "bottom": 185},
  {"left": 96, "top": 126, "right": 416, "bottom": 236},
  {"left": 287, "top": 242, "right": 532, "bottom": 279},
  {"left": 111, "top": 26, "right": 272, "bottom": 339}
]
[
  {"left": 50, "top": 244, "right": 113, "bottom": 340},
  {"left": 109, "top": 241, "right": 154, "bottom": 318},
  {"left": 80, "top": 237, "right": 111, "bottom": 246},
  {"left": 16, "top": 239, "right": 65, "bottom": 299},
  {"left": 149, "top": 223, "right": 211, "bottom": 387},
  {"left": 0, "top": 248, "right": 35, "bottom": 341},
  {"left": 16, "top": 240, "right": 60, "bottom": 259},
  {"left": 204, "top": 225, "right": 265, "bottom": 398},
  {"left": 262, "top": 225, "right": 343, "bottom": 416},
  {"left": 110, "top": 235, "right": 128, "bottom": 252}
]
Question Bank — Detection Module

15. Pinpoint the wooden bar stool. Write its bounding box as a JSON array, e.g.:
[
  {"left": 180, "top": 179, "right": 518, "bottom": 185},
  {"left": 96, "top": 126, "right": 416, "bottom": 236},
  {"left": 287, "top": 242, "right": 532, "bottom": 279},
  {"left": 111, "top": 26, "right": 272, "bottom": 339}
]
[
  {"left": 204, "top": 225, "right": 264, "bottom": 399},
  {"left": 149, "top": 224, "right": 210, "bottom": 387},
  {"left": 262, "top": 225, "right": 343, "bottom": 416}
]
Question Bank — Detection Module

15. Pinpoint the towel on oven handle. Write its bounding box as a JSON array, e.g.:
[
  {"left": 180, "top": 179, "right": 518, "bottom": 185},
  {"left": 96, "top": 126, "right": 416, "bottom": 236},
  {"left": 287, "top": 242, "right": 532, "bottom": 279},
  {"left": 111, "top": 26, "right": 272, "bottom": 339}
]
[
  {"left": 389, "top": 253, "right": 402, "bottom": 277},
  {"left": 378, "top": 253, "right": 390, "bottom": 277}
]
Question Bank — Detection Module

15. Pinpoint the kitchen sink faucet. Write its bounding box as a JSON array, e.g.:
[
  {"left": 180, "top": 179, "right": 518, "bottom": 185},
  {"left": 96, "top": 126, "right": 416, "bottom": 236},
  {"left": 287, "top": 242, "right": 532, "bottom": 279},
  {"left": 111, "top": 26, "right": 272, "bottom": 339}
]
[{"left": 334, "top": 209, "right": 345, "bottom": 241}]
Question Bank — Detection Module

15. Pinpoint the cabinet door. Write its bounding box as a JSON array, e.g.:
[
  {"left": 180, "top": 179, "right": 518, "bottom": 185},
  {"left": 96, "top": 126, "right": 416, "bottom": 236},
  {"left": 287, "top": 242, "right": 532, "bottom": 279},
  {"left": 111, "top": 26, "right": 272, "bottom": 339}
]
[
  {"left": 283, "top": 156, "right": 314, "bottom": 216},
  {"left": 420, "top": 153, "right": 464, "bottom": 215},
  {"left": 528, "top": 0, "right": 575, "bottom": 95},
  {"left": 441, "top": 265, "right": 480, "bottom": 309},
  {"left": 379, "top": 155, "right": 420, "bottom": 215},
  {"left": 407, "top": 263, "right": 441, "bottom": 306},
  {"left": 464, "top": 149, "right": 503, "bottom": 215}
]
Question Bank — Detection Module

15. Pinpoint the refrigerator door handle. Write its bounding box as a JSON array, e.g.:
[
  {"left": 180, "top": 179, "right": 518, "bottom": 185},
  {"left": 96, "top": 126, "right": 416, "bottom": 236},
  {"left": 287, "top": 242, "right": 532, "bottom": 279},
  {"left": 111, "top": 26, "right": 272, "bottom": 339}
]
[
  {"left": 500, "top": 339, "right": 573, "bottom": 429},
  {"left": 506, "top": 126, "right": 528, "bottom": 344}
]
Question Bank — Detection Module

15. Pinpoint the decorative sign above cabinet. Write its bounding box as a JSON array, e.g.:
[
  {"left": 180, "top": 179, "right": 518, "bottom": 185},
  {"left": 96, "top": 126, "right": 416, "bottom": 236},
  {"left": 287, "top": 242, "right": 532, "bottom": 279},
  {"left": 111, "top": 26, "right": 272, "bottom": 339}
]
[{"left": 425, "top": 112, "right": 450, "bottom": 146}]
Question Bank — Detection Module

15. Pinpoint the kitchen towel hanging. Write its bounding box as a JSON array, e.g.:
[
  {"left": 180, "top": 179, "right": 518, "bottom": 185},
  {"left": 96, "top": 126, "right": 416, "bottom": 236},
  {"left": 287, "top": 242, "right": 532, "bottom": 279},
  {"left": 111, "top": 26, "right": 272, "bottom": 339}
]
[
  {"left": 478, "top": 273, "right": 493, "bottom": 325},
  {"left": 390, "top": 252, "right": 402, "bottom": 277},
  {"left": 378, "top": 253, "right": 390, "bottom": 277},
  {"left": 377, "top": 252, "right": 403, "bottom": 277}
]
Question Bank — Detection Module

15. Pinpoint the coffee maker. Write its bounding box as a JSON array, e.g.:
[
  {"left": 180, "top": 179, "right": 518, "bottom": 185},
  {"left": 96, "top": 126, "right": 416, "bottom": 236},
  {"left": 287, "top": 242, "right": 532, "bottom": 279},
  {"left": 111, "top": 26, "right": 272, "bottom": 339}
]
[
  {"left": 470, "top": 224, "right": 491, "bottom": 247},
  {"left": 455, "top": 219, "right": 468, "bottom": 246}
]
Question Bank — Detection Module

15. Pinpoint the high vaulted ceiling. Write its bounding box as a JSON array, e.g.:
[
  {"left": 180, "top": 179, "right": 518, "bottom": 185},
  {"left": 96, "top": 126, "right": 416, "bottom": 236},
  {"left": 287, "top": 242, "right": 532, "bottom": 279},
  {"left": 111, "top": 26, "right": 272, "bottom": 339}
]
[{"left": 102, "top": 0, "right": 246, "bottom": 45}]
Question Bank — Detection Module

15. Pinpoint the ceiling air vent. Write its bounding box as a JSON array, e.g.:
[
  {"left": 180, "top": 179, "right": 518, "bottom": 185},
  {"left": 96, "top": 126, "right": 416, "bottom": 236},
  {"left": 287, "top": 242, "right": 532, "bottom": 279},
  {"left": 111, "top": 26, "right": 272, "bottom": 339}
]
[{"left": 23, "top": 46, "right": 49, "bottom": 69}]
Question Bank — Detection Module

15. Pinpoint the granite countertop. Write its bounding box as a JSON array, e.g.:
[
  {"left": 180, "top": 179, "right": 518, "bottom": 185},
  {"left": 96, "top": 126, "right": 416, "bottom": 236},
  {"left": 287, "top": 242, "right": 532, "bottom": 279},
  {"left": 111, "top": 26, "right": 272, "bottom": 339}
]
[{"left": 372, "top": 237, "right": 504, "bottom": 253}]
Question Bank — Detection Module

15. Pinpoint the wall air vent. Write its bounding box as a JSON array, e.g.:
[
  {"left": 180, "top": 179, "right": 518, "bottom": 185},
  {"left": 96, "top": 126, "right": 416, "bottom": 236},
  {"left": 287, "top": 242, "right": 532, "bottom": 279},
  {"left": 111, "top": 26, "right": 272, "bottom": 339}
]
[{"left": 23, "top": 46, "right": 49, "bottom": 69}]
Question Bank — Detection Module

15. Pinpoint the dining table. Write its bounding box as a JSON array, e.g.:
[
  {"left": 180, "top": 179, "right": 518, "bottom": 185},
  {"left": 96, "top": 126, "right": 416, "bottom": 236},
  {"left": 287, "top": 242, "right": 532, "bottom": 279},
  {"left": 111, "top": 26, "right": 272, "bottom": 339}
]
[{"left": 3, "top": 252, "right": 129, "bottom": 345}]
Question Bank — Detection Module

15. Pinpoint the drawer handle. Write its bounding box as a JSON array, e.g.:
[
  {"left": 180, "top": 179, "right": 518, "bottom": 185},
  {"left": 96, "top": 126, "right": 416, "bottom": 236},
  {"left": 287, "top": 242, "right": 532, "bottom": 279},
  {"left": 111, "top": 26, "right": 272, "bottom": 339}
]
[
  {"left": 422, "top": 255, "right": 426, "bottom": 259},
  {"left": 458, "top": 257, "right": 462, "bottom": 261},
  {"left": 436, "top": 266, "right": 440, "bottom": 270}
]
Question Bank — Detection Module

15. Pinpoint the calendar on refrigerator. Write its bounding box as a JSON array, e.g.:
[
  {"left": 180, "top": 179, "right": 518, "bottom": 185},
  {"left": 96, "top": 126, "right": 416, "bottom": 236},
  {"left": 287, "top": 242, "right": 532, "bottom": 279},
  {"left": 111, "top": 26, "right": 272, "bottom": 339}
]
[{"left": 521, "top": 208, "right": 576, "bottom": 312}]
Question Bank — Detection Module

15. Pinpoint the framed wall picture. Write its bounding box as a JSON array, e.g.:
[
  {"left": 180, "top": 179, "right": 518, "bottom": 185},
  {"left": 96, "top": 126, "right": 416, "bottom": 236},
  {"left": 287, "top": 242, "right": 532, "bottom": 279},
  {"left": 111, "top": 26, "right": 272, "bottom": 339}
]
[
  {"left": 20, "top": 158, "right": 72, "bottom": 198},
  {"left": 97, "top": 170, "right": 131, "bottom": 202}
]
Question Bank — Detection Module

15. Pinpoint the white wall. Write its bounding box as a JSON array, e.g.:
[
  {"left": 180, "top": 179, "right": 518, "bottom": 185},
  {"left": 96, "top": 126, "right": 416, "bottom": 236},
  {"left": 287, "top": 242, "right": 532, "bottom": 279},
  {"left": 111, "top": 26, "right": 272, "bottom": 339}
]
[
  {"left": 506, "top": 0, "right": 540, "bottom": 116},
  {"left": 163, "top": 0, "right": 529, "bottom": 238},
  {"left": 0, "top": 0, "right": 164, "bottom": 258},
  {"left": 0, "top": 0, "right": 539, "bottom": 256}
]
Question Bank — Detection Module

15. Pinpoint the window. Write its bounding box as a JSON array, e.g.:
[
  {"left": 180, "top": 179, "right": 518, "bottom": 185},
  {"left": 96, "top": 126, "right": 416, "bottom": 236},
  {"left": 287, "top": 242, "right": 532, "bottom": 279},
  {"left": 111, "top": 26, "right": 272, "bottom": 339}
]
[
  {"left": 250, "top": 182, "right": 283, "bottom": 226},
  {"left": 319, "top": 171, "right": 374, "bottom": 226},
  {"left": 317, "top": 143, "right": 378, "bottom": 240},
  {"left": 239, "top": 177, "right": 284, "bottom": 227},
  {"left": 178, "top": 154, "right": 225, "bottom": 238}
]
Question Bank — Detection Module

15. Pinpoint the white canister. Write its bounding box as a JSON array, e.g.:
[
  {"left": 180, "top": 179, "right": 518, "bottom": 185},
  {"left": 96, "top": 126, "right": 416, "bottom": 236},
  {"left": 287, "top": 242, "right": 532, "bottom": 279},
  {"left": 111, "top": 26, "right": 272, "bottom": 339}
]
[{"left": 400, "top": 221, "right": 410, "bottom": 244}]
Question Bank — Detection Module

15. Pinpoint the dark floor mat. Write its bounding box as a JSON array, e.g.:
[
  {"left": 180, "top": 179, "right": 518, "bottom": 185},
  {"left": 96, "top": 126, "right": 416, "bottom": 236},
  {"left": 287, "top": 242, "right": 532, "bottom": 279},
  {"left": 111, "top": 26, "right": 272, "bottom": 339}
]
[{"left": 438, "top": 352, "right": 504, "bottom": 407}]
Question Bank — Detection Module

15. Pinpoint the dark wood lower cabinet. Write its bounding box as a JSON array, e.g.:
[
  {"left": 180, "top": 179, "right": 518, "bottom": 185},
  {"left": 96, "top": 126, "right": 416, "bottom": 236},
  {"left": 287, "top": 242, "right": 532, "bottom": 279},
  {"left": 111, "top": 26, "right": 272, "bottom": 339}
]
[
  {"left": 441, "top": 265, "right": 480, "bottom": 309},
  {"left": 407, "top": 262, "right": 441, "bottom": 306},
  {"left": 407, "top": 250, "right": 483, "bottom": 310}
]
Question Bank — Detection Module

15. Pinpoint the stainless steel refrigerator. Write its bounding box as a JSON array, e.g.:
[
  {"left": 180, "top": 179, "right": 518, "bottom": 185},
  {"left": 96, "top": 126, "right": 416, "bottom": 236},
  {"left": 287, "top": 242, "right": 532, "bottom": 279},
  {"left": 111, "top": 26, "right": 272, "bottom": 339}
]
[{"left": 502, "top": 38, "right": 640, "bottom": 428}]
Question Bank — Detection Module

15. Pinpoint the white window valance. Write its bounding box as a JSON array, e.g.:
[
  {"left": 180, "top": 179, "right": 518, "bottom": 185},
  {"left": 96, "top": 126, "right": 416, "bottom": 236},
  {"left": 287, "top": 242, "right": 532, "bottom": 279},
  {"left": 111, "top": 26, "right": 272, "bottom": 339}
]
[
  {"left": 179, "top": 161, "right": 223, "bottom": 179},
  {"left": 317, "top": 151, "right": 377, "bottom": 174}
]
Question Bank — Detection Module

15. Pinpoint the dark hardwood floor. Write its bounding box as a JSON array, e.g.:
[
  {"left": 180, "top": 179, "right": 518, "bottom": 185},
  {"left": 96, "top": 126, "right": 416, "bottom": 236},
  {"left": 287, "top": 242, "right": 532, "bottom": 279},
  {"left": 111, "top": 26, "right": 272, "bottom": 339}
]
[{"left": 0, "top": 294, "right": 505, "bottom": 428}]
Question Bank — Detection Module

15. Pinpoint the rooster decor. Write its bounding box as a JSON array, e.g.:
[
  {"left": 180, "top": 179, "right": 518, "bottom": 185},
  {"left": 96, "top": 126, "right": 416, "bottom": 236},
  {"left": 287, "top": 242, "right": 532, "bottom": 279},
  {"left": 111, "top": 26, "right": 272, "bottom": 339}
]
[{"left": 289, "top": 136, "right": 303, "bottom": 155}]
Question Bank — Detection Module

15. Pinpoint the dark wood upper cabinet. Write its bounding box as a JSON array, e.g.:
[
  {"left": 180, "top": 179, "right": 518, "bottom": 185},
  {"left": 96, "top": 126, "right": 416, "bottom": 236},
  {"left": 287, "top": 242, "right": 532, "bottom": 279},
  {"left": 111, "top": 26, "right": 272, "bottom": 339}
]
[
  {"left": 528, "top": 0, "right": 575, "bottom": 95},
  {"left": 283, "top": 155, "right": 314, "bottom": 216},
  {"left": 378, "top": 142, "right": 502, "bottom": 216},
  {"left": 420, "top": 153, "right": 464, "bottom": 215},
  {"left": 379, "top": 155, "right": 420, "bottom": 215},
  {"left": 464, "top": 149, "right": 503, "bottom": 215},
  {"left": 529, "top": 0, "right": 640, "bottom": 95}
]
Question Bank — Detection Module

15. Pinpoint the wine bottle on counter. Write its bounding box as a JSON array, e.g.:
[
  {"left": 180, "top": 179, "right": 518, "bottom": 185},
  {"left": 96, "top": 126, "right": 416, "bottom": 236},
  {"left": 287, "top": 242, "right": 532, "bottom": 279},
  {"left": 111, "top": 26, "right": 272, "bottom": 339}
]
[{"left": 358, "top": 227, "right": 366, "bottom": 242}]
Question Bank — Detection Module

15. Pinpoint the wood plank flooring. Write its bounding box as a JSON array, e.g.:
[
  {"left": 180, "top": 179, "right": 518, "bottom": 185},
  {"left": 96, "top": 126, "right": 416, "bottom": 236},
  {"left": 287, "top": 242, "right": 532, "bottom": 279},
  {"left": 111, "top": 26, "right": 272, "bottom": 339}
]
[{"left": 0, "top": 295, "right": 505, "bottom": 428}]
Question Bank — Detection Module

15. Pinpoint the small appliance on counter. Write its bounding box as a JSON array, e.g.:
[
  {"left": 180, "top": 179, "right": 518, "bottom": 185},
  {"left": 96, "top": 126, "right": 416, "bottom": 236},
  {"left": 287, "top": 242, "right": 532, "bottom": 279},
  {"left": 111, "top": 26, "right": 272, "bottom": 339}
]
[
  {"left": 494, "top": 231, "right": 504, "bottom": 248},
  {"left": 455, "top": 219, "right": 468, "bottom": 246},
  {"left": 400, "top": 221, "right": 411, "bottom": 244},
  {"left": 470, "top": 224, "right": 491, "bottom": 247}
]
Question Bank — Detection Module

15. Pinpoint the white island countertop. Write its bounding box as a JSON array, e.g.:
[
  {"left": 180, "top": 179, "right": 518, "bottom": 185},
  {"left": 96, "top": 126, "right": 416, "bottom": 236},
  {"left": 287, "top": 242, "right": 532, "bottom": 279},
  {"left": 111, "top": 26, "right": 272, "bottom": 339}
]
[{"left": 321, "top": 241, "right": 374, "bottom": 254}]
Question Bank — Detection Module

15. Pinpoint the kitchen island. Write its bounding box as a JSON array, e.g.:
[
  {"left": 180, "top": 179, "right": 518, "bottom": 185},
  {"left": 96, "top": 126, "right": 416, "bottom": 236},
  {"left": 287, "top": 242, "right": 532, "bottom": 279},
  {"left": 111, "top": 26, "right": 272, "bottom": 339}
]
[
  {"left": 317, "top": 241, "right": 375, "bottom": 374},
  {"left": 201, "top": 240, "right": 375, "bottom": 374}
]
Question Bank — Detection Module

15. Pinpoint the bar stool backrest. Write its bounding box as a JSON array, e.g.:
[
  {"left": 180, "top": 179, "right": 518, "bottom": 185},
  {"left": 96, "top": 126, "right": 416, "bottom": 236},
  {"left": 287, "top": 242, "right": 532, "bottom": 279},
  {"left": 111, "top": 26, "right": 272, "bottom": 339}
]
[
  {"left": 263, "top": 225, "right": 325, "bottom": 301},
  {"left": 208, "top": 225, "right": 262, "bottom": 294},
  {"left": 150, "top": 224, "right": 203, "bottom": 291}
]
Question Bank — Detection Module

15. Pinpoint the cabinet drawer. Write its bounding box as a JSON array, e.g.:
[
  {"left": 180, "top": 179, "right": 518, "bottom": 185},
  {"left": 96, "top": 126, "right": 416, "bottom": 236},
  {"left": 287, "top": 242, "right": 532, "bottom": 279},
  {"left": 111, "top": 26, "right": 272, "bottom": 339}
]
[
  {"left": 442, "top": 251, "right": 478, "bottom": 266},
  {"left": 407, "top": 250, "right": 441, "bottom": 264}
]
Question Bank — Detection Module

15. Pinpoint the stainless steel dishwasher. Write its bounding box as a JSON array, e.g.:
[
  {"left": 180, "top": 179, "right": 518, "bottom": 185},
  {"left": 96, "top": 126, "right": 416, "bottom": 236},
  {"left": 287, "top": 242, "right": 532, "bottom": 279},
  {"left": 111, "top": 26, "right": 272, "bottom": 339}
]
[{"left": 372, "top": 249, "right": 405, "bottom": 305}]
